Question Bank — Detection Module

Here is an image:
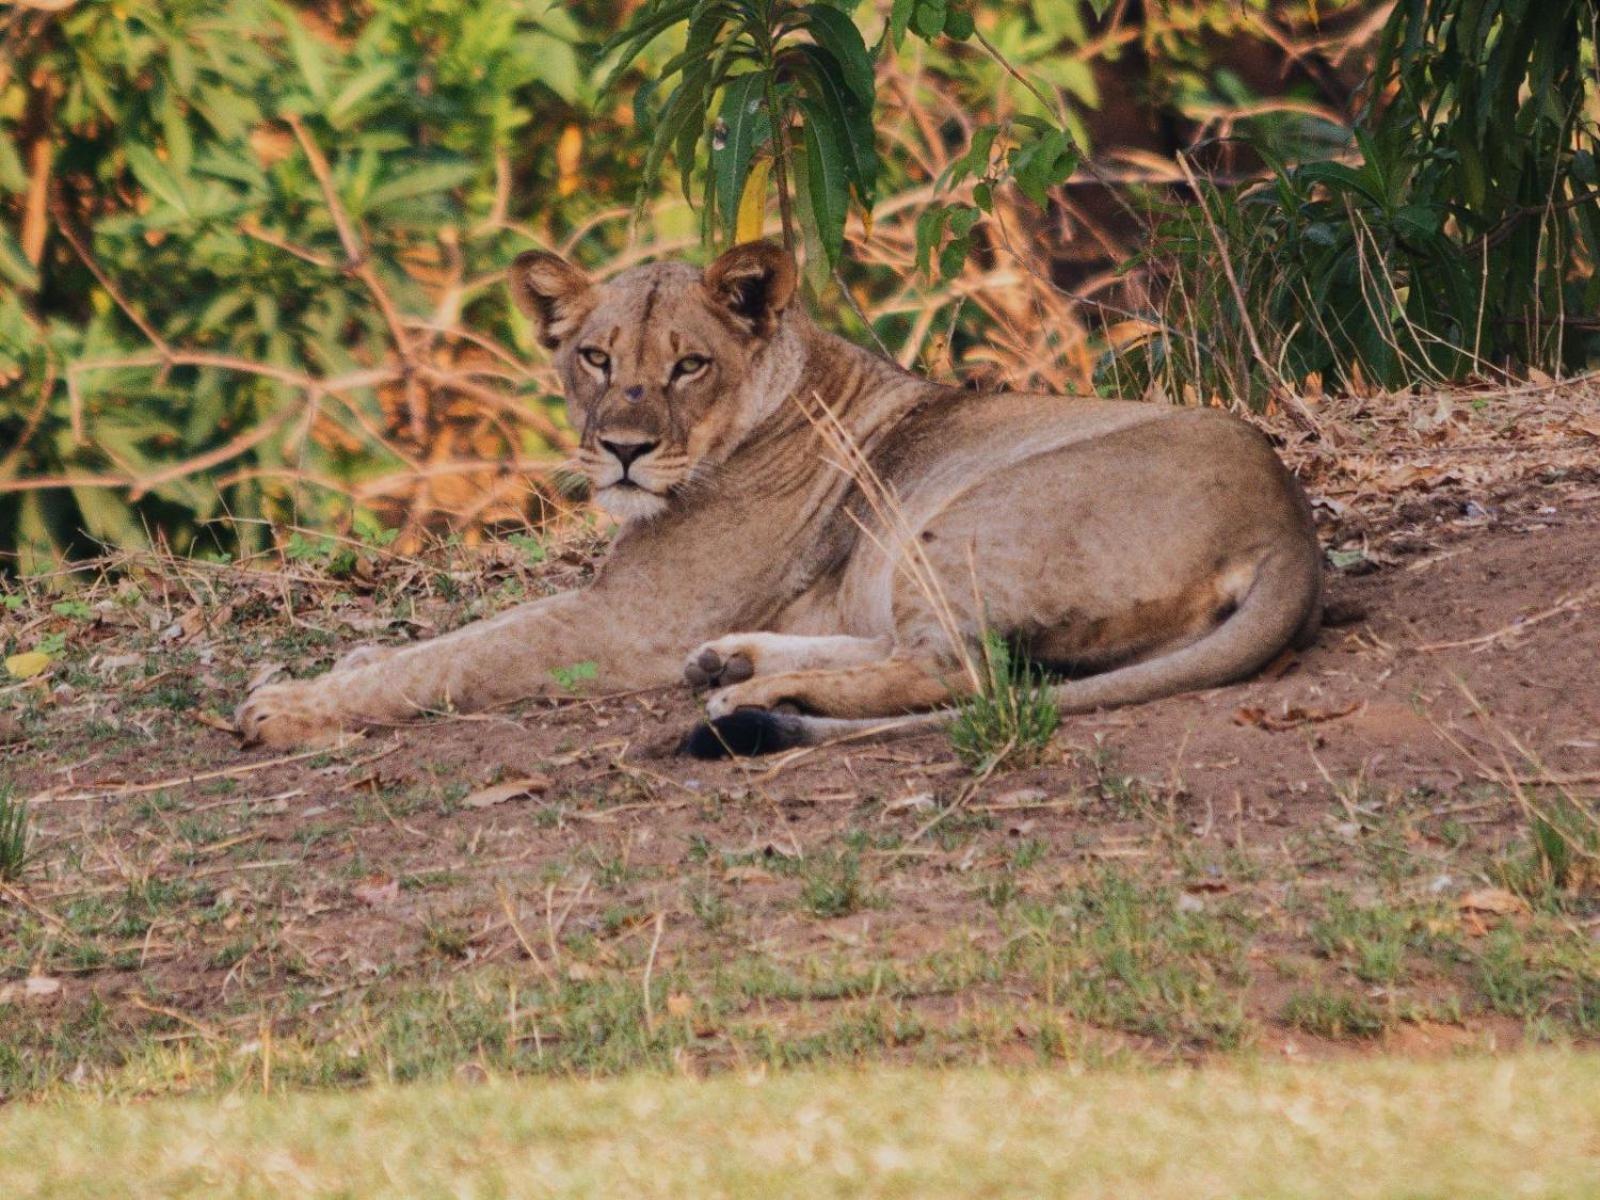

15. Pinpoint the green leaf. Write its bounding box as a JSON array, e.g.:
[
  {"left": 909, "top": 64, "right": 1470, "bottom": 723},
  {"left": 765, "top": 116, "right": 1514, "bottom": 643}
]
[
  {"left": 633, "top": 77, "right": 661, "bottom": 136},
  {"left": 527, "top": 32, "right": 581, "bottom": 103},
  {"left": 938, "top": 234, "right": 969, "bottom": 280},
  {"left": 0, "top": 231, "right": 39, "bottom": 292},
  {"left": 942, "top": 124, "right": 997, "bottom": 189},
  {"left": 942, "top": 4, "right": 974, "bottom": 40},
  {"left": 365, "top": 161, "right": 478, "bottom": 209},
  {"left": 798, "top": 45, "right": 879, "bottom": 206},
  {"left": 916, "top": 203, "right": 979, "bottom": 279},
  {"left": 915, "top": 206, "right": 950, "bottom": 276},
  {"left": 803, "top": 6, "right": 875, "bottom": 105},
  {"left": 800, "top": 115, "right": 848, "bottom": 270},
  {"left": 910, "top": 0, "right": 947, "bottom": 40},
  {"left": 327, "top": 63, "right": 400, "bottom": 128},
  {"left": 0, "top": 133, "right": 26, "bottom": 194},
  {"left": 1296, "top": 161, "right": 1387, "bottom": 209},
  {"left": 282, "top": 9, "right": 330, "bottom": 102},
  {"left": 889, "top": 0, "right": 914, "bottom": 48},
  {"left": 125, "top": 145, "right": 193, "bottom": 217},
  {"left": 714, "top": 73, "right": 771, "bottom": 243},
  {"left": 599, "top": 0, "right": 698, "bottom": 92},
  {"left": 549, "top": 660, "right": 598, "bottom": 691},
  {"left": 1009, "top": 128, "right": 1077, "bottom": 208},
  {"left": 641, "top": 63, "right": 713, "bottom": 200}
]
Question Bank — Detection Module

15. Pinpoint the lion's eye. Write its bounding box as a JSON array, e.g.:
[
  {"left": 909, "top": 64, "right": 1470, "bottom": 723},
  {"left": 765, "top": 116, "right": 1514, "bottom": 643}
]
[
  {"left": 579, "top": 347, "right": 610, "bottom": 371},
  {"left": 672, "top": 354, "right": 709, "bottom": 380}
]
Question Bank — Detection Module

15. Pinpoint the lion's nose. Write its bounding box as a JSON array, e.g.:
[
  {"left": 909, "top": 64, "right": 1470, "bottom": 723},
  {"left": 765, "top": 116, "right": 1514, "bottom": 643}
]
[{"left": 600, "top": 438, "right": 659, "bottom": 472}]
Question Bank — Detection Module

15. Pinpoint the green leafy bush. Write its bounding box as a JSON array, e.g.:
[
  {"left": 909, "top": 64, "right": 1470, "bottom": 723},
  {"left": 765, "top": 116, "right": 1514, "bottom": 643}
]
[
  {"left": 1124, "top": 0, "right": 1600, "bottom": 401},
  {"left": 1, "top": 0, "right": 609, "bottom": 569},
  {"left": 9, "top": 0, "right": 1580, "bottom": 569}
]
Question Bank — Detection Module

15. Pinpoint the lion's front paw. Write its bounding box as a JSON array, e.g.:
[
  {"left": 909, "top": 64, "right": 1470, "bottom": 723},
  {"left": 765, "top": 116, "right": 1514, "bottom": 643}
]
[
  {"left": 683, "top": 640, "right": 757, "bottom": 690},
  {"left": 235, "top": 681, "right": 349, "bottom": 749}
]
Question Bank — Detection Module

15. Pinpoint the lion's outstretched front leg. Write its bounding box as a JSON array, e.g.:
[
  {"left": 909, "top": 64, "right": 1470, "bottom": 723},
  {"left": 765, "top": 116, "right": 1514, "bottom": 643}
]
[
  {"left": 236, "top": 590, "right": 688, "bottom": 748},
  {"left": 704, "top": 653, "right": 972, "bottom": 721}
]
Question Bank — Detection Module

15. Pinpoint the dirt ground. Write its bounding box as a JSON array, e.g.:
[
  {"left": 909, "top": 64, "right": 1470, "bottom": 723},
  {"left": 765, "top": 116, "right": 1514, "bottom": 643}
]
[{"left": 2, "top": 382, "right": 1597, "bottom": 1098}]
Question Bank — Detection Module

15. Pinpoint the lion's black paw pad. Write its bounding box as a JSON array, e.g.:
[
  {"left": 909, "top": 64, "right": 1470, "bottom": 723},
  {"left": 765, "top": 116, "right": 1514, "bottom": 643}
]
[{"left": 679, "top": 709, "right": 806, "bottom": 758}]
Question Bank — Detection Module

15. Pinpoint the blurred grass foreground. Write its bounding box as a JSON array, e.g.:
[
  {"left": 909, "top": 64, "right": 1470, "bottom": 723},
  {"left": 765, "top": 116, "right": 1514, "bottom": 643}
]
[
  {"left": 2, "top": 0, "right": 1597, "bottom": 570},
  {"left": 2, "top": 1053, "right": 1599, "bottom": 1198}
]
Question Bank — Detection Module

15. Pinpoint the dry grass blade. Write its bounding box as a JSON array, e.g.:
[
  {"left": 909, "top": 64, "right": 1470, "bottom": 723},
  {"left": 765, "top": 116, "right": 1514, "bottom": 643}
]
[{"left": 798, "top": 390, "right": 979, "bottom": 691}]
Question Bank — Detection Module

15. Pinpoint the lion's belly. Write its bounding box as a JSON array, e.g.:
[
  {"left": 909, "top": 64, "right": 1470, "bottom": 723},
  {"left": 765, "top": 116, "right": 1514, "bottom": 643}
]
[{"left": 823, "top": 403, "right": 1314, "bottom": 661}]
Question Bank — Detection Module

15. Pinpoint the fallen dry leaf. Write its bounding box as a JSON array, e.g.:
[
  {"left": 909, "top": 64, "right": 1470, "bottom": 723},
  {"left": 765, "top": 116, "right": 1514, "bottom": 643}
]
[
  {"left": 1456, "top": 887, "right": 1529, "bottom": 916},
  {"left": 1233, "top": 701, "right": 1362, "bottom": 732},
  {"left": 883, "top": 792, "right": 935, "bottom": 813},
  {"left": 5, "top": 651, "right": 52, "bottom": 680},
  {"left": 991, "top": 787, "right": 1048, "bottom": 808},
  {"left": 665, "top": 992, "right": 693, "bottom": 1018},
  {"left": 192, "top": 710, "right": 237, "bottom": 733},
  {"left": 163, "top": 601, "right": 237, "bottom": 643},
  {"left": 1260, "top": 649, "right": 1300, "bottom": 680},
  {"left": 16, "top": 976, "right": 62, "bottom": 1001},
  {"left": 352, "top": 874, "right": 400, "bottom": 907},
  {"left": 1568, "top": 417, "right": 1600, "bottom": 440},
  {"left": 723, "top": 864, "right": 778, "bottom": 885},
  {"left": 463, "top": 775, "right": 551, "bottom": 808},
  {"left": 93, "top": 653, "right": 144, "bottom": 674}
]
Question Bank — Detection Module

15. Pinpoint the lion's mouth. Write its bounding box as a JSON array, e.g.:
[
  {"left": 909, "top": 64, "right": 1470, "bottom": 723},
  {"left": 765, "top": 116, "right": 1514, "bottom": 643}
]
[{"left": 593, "top": 480, "right": 671, "bottom": 523}]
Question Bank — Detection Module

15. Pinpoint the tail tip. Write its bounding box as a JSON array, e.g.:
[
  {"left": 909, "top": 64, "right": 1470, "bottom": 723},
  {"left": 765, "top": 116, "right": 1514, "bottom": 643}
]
[{"left": 680, "top": 709, "right": 807, "bottom": 759}]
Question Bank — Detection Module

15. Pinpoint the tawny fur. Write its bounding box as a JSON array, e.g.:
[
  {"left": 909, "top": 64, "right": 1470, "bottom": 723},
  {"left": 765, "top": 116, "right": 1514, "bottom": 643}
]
[{"left": 236, "top": 241, "right": 1322, "bottom": 751}]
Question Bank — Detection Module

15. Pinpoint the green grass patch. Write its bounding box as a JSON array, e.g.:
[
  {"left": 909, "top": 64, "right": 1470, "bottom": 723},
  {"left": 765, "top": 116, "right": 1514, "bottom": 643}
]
[
  {"left": 1282, "top": 987, "right": 1388, "bottom": 1040},
  {"left": 949, "top": 633, "right": 1059, "bottom": 771},
  {"left": 0, "top": 786, "right": 33, "bottom": 883}
]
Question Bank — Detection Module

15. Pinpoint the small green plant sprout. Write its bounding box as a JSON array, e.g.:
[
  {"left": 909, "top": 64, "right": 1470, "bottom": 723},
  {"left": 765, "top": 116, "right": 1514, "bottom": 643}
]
[
  {"left": 1281, "top": 988, "right": 1386, "bottom": 1040},
  {"left": 507, "top": 533, "right": 547, "bottom": 565},
  {"left": 799, "top": 851, "right": 870, "bottom": 919},
  {"left": 949, "top": 632, "right": 1060, "bottom": 771},
  {"left": 0, "top": 787, "right": 34, "bottom": 883},
  {"left": 549, "top": 660, "right": 599, "bottom": 692},
  {"left": 1503, "top": 794, "right": 1600, "bottom": 904}
]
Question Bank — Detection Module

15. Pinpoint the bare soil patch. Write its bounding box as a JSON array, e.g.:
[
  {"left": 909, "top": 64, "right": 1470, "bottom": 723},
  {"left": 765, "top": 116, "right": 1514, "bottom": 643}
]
[{"left": 2, "top": 384, "right": 1597, "bottom": 1098}]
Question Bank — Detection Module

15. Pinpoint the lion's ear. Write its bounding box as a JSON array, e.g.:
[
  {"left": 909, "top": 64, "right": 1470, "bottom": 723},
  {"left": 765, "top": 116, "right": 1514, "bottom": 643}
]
[
  {"left": 509, "top": 250, "right": 595, "bottom": 350},
  {"left": 703, "top": 241, "right": 798, "bottom": 338}
]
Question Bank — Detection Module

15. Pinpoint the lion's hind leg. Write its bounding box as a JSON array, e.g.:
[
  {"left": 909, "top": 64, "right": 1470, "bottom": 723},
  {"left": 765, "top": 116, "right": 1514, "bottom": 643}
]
[
  {"left": 683, "top": 633, "right": 890, "bottom": 690},
  {"left": 681, "top": 652, "right": 967, "bottom": 759},
  {"left": 703, "top": 653, "right": 970, "bottom": 721}
]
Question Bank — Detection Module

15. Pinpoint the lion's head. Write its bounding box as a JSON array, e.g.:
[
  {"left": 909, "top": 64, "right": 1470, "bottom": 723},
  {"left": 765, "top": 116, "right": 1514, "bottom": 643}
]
[{"left": 509, "top": 241, "right": 801, "bottom": 524}]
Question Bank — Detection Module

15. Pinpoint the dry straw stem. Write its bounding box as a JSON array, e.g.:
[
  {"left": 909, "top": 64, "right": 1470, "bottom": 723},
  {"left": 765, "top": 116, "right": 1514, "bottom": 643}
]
[
  {"left": 1435, "top": 680, "right": 1600, "bottom": 848},
  {"left": 798, "top": 389, "right": 980, "bottom": 691},
  {"left": 1415, "top": 581, "right": 1600, "bottom": 653},
  {"left": 21, "top": 742, "right": 365, "bottom": 807},
  {"left": 1172, "top": 151, "right": 1322, "bottom": 435}
]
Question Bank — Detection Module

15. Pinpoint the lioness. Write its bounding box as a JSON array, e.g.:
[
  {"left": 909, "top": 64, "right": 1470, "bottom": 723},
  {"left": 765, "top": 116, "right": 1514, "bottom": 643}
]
[{"left": 236, "top": 241, "right": 1322, "bottom": 755}]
